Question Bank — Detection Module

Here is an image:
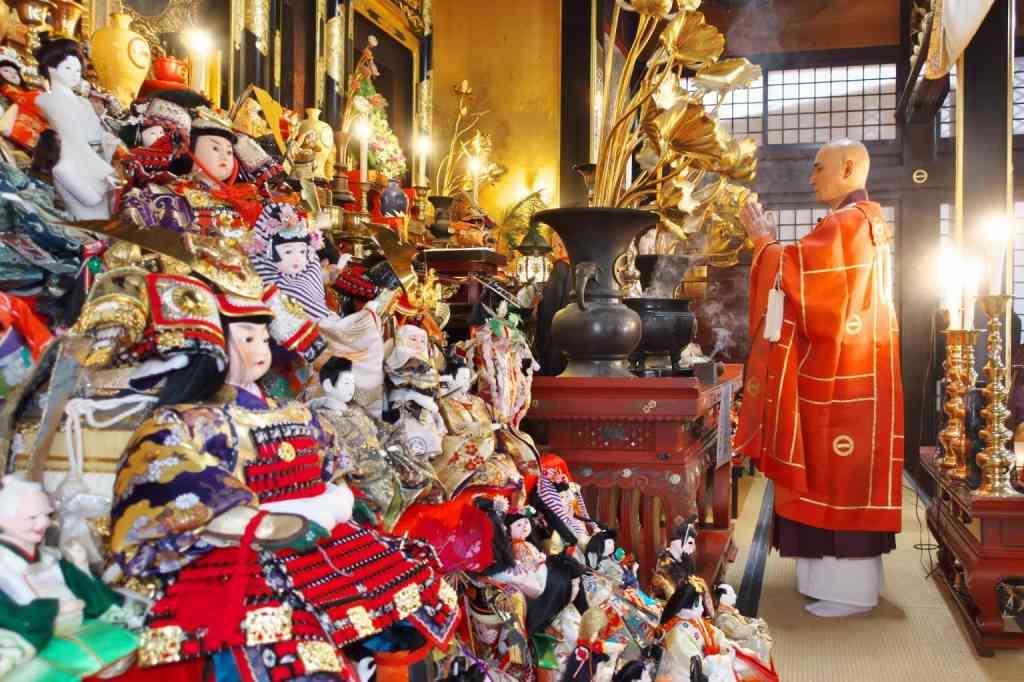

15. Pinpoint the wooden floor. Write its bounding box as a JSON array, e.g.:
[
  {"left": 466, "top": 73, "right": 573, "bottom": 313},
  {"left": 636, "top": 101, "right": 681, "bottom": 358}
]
[{"left": 726, "top": 474, "right": 1024, "bottom": 681}]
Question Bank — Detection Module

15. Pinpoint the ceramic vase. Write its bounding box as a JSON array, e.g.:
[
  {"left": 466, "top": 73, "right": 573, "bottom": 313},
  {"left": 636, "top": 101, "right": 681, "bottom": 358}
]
[
  {"left": 90, "top": 12, "right": 150, "bottom": 107},
  {"left": 533, "top": 207, "right": 657, "bottom": 377},
  {"left": 297, "top": 107, "right": 335, "bottom": 179},
  {"left": 380, "top": 179, "right": 408, "bottom": 216}
]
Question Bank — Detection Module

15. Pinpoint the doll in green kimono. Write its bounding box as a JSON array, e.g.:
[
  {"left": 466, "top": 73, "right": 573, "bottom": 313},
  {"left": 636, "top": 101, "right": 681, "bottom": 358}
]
[{"left": 0, "top": 475, "right": 138, "bottom": 681}]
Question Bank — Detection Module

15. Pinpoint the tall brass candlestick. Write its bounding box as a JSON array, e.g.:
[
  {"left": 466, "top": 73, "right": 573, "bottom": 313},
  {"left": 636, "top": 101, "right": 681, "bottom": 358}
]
[
  {"left": 939, "top": 329, "right": 975, "bottom": 480},
  {"left": 977, "top": 295, "right": 1019, "bottom": 496}
]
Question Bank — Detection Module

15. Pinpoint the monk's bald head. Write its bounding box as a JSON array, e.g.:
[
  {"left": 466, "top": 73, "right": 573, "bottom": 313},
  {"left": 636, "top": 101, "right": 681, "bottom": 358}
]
[{"left": 810, "top": 138, "right": 871, "bottom": 209}]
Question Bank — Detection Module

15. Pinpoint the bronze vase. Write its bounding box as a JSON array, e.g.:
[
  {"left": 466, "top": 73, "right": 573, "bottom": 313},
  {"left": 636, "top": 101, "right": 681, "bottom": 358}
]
[{"left": 533, "top": 207, "right": 657, "bottom": 377}]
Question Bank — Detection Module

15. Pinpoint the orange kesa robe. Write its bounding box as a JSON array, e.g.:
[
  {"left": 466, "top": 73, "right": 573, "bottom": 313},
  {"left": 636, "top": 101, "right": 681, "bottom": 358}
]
[{"left": 736, "top": 199, "right": 903, "bottom": 533}]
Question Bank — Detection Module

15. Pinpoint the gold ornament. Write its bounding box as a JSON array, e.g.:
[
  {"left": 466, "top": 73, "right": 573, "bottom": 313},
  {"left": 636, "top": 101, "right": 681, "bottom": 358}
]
[
  {"left": 139, "top": 625, "right": 184, "bottom": 667},
  {"left": 694, "top": 58, "right": 762, "bottom": 93},
  {"left": 277, "top": 442, "right": 297, "bottom": 462},
  {"left": 661, "top": 12, "right": 724, "bottom": 69},
  {"left": 243, "top": 604, "right": 294, "bottom": 646},
  {"left": 976, "top": 295, "right": 1020, "bottom": 496},
  {"left": 393, "top": 584, "right": 422, "bottom": 618},
  {"left": 297, "top": 641, "right": 342, "bottom": 673},
  {"left": 347, "top": 606, "right": 376, "bottom": 638}
]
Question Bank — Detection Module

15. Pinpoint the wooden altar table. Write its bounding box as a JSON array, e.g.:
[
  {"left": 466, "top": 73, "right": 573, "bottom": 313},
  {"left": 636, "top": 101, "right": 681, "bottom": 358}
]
[{"left": 525, "top": 365, "right": 742, "bottom": 589}]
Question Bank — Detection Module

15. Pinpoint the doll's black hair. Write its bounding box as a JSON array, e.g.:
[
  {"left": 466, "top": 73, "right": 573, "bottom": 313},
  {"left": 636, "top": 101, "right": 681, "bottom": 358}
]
[
  {"left": 30, "top": 129, "right": 60, "bottom": 180},
  {"left": 584, "top": 528, "right": 618, "bottom": 569},
  {"left": 660, "top": 580, "right": 704, "bottom": 625},
  {"left": 472, "top": 496, "right": 515, "bottom": 576},
  {"left": 443, "top": 354, "right": 468, "bottom": 377},
  {"left": 34, "top": 37, "right": 83, "bottom": 81},
  {"left": 525, "top": 552, "right": 588, "bottom": 635},
  {"left": 612, "top": 661, "right": 647, "bottom": 682},
  {"left": 148, "top": 88, "right": 211, "bottom": 110},
  {"left": 319, "top": 356, "right": 354, "bottom": 388},
  {"left": 0, "top": 59, "right": 22, "bottom": 86},
  {"left": 190, "top": 124, "right": 237, "bottom": 150}
]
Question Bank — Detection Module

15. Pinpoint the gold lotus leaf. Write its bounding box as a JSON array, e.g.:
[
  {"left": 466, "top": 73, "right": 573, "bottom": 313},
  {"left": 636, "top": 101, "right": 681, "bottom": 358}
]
[
  {"left": 620, "top": 0, "right": 676, "bottom": 17},
  {"left": 661, "top": 12, "right": 725, "bottom": 69},
  {"left": 657, "top": 100, "right": 729, "bottom": 160},
  {"left": 720, "top": 137, "right": 759, "bottom": 182},
  {"left": 713, "top": 183, "right": 755, "bottom": 219},
  {"left": 695, "top": 58, "right": 763, "bottom": 93}
]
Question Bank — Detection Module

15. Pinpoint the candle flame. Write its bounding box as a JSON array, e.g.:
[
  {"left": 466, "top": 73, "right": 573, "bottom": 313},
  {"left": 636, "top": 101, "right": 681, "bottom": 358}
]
[
  {"left": 353, "top": 117, "right": 372, "bottom": 142},
  {"left": 983, "top": 215, "right": 1012, "bottom": 243},
  {"left": 415, "top": 135, "right": 431, "bottom": 155}
]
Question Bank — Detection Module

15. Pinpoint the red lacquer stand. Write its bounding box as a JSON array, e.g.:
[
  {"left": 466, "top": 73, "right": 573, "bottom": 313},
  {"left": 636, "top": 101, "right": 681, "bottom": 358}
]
[
  {"left": 922, "top": 448, "right": 1024, "bottom": 655},
  {"left": 526, "top": 366, "right": 742, "bottom": 588}
]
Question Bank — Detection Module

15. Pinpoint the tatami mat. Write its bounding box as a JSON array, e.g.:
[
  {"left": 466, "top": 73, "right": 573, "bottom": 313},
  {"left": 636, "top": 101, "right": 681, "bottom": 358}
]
[{"left": 731, "top": 473, "right": 1024, "bottom": 681}]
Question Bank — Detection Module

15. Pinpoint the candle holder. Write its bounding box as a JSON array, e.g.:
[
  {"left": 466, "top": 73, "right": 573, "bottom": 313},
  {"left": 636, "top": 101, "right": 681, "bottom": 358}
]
[
  {"left": 359, "top": 181, "right": 371, "bottom": 215},
  {"left": 938, "top": 329, "right": 977, "bottom": 481},
  {"left": 976, "top": 294, "right": 1020, "bottom": 496},
  {"left": 331, "top": 162, "right": 355, "bottom": 206}
]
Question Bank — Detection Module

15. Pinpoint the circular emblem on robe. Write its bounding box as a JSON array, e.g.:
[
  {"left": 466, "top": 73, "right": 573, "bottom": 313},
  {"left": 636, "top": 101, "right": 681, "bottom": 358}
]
[
  {"left": 832, "top": 435, "right": 855, "bottom": 457},
  {"left": 747, "top": 378, "right": 761, "bottom": 396},
  {"left": 278, "top": 442, "right": 297, "bottom": 462},
  {"left": 845, "top": 314, "right": 863, "bottom": 336},
  {"left": 171, "top": 286, "right": 211, "bottom": 318}
]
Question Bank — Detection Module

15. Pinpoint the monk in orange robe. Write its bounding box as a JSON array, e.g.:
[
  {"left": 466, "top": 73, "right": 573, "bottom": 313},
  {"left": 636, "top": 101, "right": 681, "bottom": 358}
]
[{"left": 736, "top": 139, "right": 903, "bottom": 618}]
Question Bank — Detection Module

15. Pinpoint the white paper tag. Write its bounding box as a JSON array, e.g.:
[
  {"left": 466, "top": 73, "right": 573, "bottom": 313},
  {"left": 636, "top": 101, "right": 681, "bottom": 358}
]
[{"left": 763, "top": 280, "right": 784, "bottom": 342}]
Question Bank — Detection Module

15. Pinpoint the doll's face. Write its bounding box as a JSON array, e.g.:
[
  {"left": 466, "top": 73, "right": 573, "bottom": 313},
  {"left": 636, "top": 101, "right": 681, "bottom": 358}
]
[
  {"left": 51, "top": 54, "right": 82, "bottom": 89},
  {"left": 0, "top": 487, "right": 52, "bottom": 553},
  {"left": 275, "top": 242, "right": 310, "bottom": 275},
  {"left": 194, "top": 134, "right": 235, "bottom": 182},
  {"left": 472, "top": 619, "right": 499, "bottom": 645},
  {"left": 0, "top": 65, "right": 20, "bottom": 87},
  {"left": 509, "top": 517, "right": 531, "bottom": 540},
  {"left": 226, "top": 322, "right": 272, "bottom": 387},
  {"left": 718, "top": 583, "right": 737, "bottom": 607},
  {"left": 682, "top": 535, "right": 696, "bottom": 555},
  {"left": 140, "top": 125, "right": 166, "bottom": 147},
  {"left": 323, "top": 371, "right": 356, "bottom": 405}
]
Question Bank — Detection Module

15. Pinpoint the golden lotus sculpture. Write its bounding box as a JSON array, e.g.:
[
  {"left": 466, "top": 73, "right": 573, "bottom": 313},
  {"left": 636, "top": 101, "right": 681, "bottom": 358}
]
[{"left": 592, "top": 0, "right": 760, "bottom": 265}]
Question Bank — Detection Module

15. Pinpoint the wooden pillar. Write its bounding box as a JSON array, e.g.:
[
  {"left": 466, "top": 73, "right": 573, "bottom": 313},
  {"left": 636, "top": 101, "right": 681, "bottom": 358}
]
[
  {"left": 270, "top": 0, "right": 283, "bottom": 101},
  {"left": 243, "top": 0, "right": 270, "bottom": 91},
  {"left": 323, "top": 1, "right": 346, "bottom": 128},
  {"left": 560, "top": 0, "right": 592, "bottom": 207},
  {"left": 960, "top": 0, "right": 1015, "bottom": 369}
]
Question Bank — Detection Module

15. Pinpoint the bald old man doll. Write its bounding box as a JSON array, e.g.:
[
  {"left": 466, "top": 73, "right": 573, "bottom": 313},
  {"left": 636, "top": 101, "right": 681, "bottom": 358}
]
[{"left": 736, "top": 139, "right": 903, "bottom": 618}]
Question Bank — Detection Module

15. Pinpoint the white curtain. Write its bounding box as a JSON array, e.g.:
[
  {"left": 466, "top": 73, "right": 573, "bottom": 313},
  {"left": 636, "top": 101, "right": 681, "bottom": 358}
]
[{"left": 925, "top": 0, "right": 999, "bottom": 79}]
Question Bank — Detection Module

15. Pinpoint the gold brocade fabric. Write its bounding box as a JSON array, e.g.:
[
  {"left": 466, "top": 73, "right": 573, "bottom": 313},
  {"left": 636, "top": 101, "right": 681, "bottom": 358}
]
[{"left": 436, "top": 394, "right": 522, "bottom": 497}]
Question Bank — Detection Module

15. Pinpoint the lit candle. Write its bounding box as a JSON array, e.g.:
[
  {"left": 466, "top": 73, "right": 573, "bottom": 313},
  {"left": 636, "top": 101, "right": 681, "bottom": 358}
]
[
  {"left": 963, "top": 260, "right": 983, "bottom": 331},
  {"left": 207, "top": 49, "right": 222, "bottom": 106},
  {"left": 468, "top": 156, "right": 481, "bottom": 204},
  {"left": 983, "top": 216, "right": 1011, "bottom": 295},
  {"left": 353, "top": 117, "right": 371, "bottom": 185},
  {"left": 415, "top": 135, "right": 430, "bottom": 187},
  {"left": 185, "top": 28, "right": 213, "bottom": 96}
]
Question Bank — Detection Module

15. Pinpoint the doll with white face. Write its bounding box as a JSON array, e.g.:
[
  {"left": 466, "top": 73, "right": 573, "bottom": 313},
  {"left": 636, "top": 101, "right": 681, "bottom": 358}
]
[
  {"left": 713, "top": 583, "right": 774, "bottom": 667},
  {"left": 489, "top": 508, "right": 548, "bottom": 599},
  {"left": 249, "top": 203, "right": 332, "bottom": 320},
  {"left": 0, "top": 475, "right": 138, "bottom": 677},
  {"left": 32, "top": 38, "right": 118, "bottom": 219}
]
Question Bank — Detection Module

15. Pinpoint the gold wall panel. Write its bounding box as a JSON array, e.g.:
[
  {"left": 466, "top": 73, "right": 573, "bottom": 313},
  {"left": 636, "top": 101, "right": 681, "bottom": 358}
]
[{"left": 432, "top": 1, "right": 561, "bottom": 215}]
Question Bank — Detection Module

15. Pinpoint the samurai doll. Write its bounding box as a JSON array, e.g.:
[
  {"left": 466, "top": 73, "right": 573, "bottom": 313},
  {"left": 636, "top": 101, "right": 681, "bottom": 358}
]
[{"left": 108, "top": 298, "right": 458, "bottom": 680}]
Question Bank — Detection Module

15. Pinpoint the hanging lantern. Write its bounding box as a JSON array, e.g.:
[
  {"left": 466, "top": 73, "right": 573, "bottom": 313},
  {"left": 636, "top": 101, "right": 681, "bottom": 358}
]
[{"left": 514, "top": 223, "right": 553, "bottom": 284}]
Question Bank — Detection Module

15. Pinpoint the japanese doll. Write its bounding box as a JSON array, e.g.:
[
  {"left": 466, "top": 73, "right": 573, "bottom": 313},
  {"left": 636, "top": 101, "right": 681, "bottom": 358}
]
[
  {"left": 436, "top": 355, "right": 522, "bottom": 497},
  {"left": 713, "top": 584, "right": 774, "bottom": 670},
  {"left": 0, "top": 57, "right": 46, "bottom": 152},
  {"left": 488, "top": 506, "right": 548, "bottom": 599},
  {"left": 651, "top": 518, "right": 699, "bottom": 601},
  {"left": 0, "top": 475, "right": 139, "bottom": 680},
  {"left": 310, "top": 356, "right": 436, "bottom": 527},
  {"left": 108, "top": 300, "right": 458, "bottom": 679},
  {"left": 117, "top": 89, "right": 203, "bottom": 190}
]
